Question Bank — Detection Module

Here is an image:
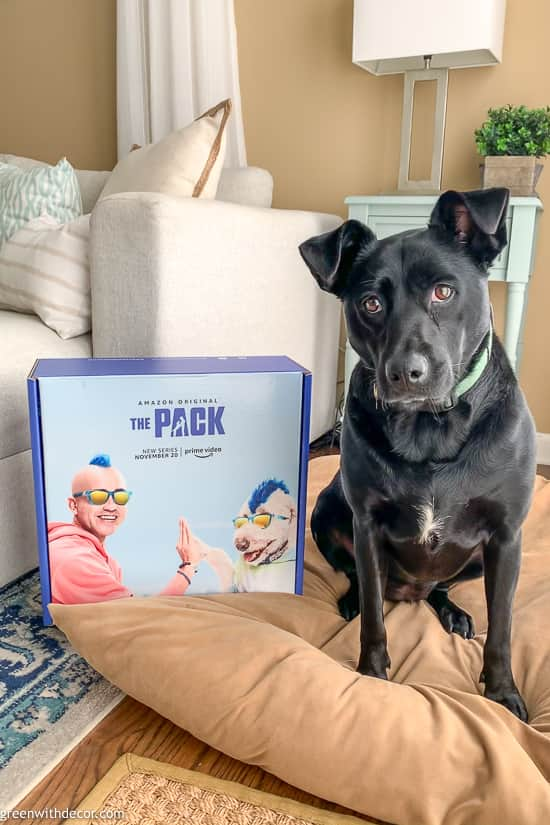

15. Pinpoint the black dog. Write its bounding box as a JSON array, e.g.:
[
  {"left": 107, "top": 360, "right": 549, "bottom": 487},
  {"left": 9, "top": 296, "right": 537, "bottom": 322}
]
[{"left": 299, "top": 188, "right": 535, "bottom": 721}]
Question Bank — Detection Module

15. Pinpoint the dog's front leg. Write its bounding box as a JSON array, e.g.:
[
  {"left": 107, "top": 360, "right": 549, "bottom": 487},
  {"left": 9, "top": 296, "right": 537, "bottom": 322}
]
[
  {"left": 354, "top": 515, "right": 390, "bottom": 679},
  {"left": 481, "top": 530, "right": 527, "bottom": 722}
]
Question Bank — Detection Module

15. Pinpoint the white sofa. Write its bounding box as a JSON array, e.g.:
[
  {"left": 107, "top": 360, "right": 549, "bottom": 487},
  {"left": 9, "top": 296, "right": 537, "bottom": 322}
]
[{"left": 0, "top": 157, "right": 341, "bottom": 586}]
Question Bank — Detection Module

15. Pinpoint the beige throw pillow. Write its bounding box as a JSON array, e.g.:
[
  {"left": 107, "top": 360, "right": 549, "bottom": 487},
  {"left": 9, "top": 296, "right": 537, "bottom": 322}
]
[
  {"left": 0, "top": 214, "right": 90, "bottom": 339},
  {"left": 100, "top": 99, "right": 232, "bottom": 201}
]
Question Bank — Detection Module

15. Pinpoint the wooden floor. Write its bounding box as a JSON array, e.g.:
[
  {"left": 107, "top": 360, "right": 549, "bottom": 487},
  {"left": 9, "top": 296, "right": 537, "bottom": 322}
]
[
  {"left": 17, "top": 696, "right": 376, "bottom": 823},
  {"left": 15, "top": 450, "right": 550, "bottom": 822}
]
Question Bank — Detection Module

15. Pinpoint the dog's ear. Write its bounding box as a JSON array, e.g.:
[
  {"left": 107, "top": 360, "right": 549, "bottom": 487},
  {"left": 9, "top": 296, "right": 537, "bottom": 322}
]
[
  {"left": 429, "top": 188, "right": 509, "bottom": 268},
  {"left": 299, "top": 220, "right": 376, "bottom": 297}
]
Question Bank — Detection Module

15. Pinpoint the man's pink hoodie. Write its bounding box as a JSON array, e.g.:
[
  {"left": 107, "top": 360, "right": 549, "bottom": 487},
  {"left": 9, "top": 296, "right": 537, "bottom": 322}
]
[{"left": 48, "top": 522, "right": 132, "bottom": 604}]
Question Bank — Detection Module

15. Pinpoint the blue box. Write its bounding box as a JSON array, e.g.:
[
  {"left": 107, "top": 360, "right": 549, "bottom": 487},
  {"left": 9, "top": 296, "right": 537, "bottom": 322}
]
[{"left": 28, "top": 356, "right": 311, "bottom": 625}]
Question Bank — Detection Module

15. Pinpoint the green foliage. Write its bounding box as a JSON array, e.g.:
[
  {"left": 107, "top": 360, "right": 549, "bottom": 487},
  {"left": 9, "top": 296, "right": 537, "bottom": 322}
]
[{"left": 474, "top": 105, "right": 550, "bottom": 157}]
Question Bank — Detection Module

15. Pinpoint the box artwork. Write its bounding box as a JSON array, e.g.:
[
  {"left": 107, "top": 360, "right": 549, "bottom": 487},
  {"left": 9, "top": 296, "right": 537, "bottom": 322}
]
[{"left": 28, "top": 356, "right": 311, "bottom": 625}]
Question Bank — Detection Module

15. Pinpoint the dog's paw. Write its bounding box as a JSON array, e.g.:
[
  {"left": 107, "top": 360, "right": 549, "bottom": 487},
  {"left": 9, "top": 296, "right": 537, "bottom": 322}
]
[
  {"left": 356, "top": 664, "right": 389, "bottom": 680},
  {"left": 438, "top": 601, "right": 475, "bottom": 639},
  {"left": 484, "top": 686, "right": 528, "bottom": 722},
  {"left": 357, "top": 644, "right": 391, "bottom": 679},
  {"left": 337, "top": 589, "right": 360, "bottom": 622}
]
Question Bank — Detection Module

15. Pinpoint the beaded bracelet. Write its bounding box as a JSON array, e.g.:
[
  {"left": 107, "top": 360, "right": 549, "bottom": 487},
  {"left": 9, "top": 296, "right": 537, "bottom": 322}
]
[
  {"left": 177, "top": 568, "right": 192, "bottom": 585},
  {"left": 177, "top": 561, "right": 197, "bottom": 586}
]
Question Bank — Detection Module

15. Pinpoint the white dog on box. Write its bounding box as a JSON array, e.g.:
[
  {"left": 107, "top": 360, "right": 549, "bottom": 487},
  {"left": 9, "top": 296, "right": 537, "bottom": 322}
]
[{"left": 232, "top": 479, "right": 297, "bottom": 593}]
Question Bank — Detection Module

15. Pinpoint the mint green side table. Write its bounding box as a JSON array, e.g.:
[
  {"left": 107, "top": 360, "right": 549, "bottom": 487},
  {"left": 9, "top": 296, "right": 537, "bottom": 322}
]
[{"left": 344, "top": 194, "right": 543, "bottom": 393}]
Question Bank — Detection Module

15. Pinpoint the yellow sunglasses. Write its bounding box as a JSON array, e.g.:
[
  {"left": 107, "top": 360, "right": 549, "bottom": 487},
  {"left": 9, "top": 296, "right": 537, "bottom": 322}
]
[
  {"left": 233, "top": 513, "right": 289, "bottom": 530},
  {"left": 73, "top": 488, "right": 132, "bottom": 506}
]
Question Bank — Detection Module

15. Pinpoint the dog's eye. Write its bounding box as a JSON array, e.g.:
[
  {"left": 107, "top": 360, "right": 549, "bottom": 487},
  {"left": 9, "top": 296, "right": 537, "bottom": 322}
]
[
  {"left": 432, "top": 285, "right": 455, "bottom": 303},
  {"left": 362, "top": 295, "right": 382, "bottom": 314}
]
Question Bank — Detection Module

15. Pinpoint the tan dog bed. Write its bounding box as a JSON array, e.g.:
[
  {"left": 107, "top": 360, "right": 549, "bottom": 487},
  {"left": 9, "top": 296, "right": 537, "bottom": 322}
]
[{"left": 52, "top": 456, "right": 550, "bottom": 825}]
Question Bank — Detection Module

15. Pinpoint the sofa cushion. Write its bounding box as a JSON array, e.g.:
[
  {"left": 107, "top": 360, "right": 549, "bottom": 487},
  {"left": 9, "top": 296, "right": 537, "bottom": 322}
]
[
  {"left": 0, "top": 154, "right": 274, "bottom": 212},
  {"left": 0, "top": 310, "right": 90, "bottom": 460},
  {"left": 75, "top": 170, "right": 111, "bottom": 214},
  {"left": 0, "top": 153, "right": 48, "bottom": 168},
  {"left": 216, "top": 167, "right": 273, "bottom": 208}
]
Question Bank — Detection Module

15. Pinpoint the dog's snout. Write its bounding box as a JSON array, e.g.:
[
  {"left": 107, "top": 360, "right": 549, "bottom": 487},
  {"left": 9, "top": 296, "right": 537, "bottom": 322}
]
[
  {"left": 386, "top": 354, "right": 429, "bottom": 388},
  {"left": 235, "top": 537, "right": 250, "bottom": 551}
]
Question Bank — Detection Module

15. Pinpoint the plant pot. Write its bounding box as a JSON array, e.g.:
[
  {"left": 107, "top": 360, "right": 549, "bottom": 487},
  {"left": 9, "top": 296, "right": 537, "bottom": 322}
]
[{"left": 480, "top": 155, "right": 543, "bottom": 196}]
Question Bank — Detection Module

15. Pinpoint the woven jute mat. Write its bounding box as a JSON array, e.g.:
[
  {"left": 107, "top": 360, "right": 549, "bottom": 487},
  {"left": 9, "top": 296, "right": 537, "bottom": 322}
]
[{"left": 71, "top": 753, "right": 374, "bottom": 824}]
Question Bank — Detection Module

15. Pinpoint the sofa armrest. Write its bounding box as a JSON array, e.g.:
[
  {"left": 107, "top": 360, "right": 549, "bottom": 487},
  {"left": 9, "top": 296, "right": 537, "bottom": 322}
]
[{"left": 90, "top": 192, "right": 342, "bottom": 440}]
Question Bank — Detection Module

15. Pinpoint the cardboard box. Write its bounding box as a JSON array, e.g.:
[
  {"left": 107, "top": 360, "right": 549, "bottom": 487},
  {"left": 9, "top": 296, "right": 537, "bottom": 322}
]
[{"left": 28, "top": 356, "right": 311, "bottom": 624}]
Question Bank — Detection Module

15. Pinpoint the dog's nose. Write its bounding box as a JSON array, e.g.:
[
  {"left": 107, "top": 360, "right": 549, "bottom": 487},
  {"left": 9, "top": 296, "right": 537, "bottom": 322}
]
[
  {"left": 386, "top": 354, "right": 429, "bottom": 387},
  {"left": 235, "top": 537, "right": 250, "bottom": 551}
]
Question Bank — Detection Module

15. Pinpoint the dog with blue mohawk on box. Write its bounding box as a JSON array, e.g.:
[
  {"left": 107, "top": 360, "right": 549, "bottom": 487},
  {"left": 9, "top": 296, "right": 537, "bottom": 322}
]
[{"left": 232, "top": 479, "right": 297, "bottom": 593}]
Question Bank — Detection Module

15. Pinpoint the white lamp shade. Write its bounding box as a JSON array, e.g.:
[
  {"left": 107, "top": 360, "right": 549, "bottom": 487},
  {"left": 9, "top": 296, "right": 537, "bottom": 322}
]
[{"left": 353, "top": 0, "right": 506, "bottom": 74}]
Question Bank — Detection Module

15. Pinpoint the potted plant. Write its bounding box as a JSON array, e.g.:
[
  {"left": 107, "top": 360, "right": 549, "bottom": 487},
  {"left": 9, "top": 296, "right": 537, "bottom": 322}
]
[{"left": 475, "top": 104, "right": 550, "bottom": 195}]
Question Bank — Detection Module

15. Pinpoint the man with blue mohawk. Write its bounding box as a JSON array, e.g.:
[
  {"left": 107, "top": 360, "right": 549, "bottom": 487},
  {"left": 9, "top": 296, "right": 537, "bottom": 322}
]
[{"left": 48, "top": 454, "right": 233, "bottom": 603}]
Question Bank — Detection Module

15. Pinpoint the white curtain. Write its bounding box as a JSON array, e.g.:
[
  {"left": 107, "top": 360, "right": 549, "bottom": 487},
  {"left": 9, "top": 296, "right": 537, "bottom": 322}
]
[{"left": 116, "top": 0, "right": 247, "bottom": 167}]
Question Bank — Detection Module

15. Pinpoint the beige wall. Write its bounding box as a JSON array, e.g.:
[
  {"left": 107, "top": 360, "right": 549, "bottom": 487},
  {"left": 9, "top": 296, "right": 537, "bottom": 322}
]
[
  {"left": 235, "top": 0, "right": 388, "bottom": 213},
  {"left": 1, "top": 0, "right": 548, "bottom": 428},
  {"left": 0, "top": 0, "right": 116, "bottom": 171},
  {"left": 235, "top": 0, "right": 550, "bottom": 431}
]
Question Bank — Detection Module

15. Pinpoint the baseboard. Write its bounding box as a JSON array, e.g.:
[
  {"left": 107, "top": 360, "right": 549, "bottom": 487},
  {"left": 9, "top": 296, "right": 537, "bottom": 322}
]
[{"left": 536, "top": 433, "right": 550, "bottom": 466}]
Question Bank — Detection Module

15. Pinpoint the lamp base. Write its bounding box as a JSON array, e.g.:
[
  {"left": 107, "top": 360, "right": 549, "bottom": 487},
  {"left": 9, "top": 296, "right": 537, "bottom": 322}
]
[{"left": 397, "top": 68, "right": 448, "bottom": 192}]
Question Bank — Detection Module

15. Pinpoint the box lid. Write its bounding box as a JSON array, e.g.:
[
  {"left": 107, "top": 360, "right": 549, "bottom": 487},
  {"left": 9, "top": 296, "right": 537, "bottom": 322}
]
[{"left": 29, "top": 355, "right": 310, "bottom": 379}]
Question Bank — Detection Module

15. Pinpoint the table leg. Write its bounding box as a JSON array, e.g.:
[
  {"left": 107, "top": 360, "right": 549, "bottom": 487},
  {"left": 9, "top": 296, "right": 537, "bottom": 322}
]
[{"left": 503, "top": 282, "right": 528, "bottom": 375}]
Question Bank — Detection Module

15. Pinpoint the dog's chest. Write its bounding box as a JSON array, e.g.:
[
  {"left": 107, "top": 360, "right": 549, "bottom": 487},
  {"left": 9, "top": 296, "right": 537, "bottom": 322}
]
[
  {"left": 233, "top": 554, "right": 295, "bottom": 593},
  {"left": 413, "top": 501, "right": 445, "bottom": 546},
  {"left": 376, "top": 495, "right": 492, "bottom": 582}
]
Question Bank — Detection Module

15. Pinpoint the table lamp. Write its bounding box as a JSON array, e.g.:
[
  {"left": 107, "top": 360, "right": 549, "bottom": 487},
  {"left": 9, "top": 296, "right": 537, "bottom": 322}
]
[{"left": 352, "top": 0, "right": 506, "bottom": 191}]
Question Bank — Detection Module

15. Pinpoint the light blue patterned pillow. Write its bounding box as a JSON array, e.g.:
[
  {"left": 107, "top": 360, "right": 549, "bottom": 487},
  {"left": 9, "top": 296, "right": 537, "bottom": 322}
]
[{"left": 0, "top": 158, "right": 82, "bottom": 247}]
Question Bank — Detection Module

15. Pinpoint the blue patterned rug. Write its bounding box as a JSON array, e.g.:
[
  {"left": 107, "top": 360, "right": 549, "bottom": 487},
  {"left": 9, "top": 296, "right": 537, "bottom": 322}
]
[{"left": 0, "top": 569, "right": 122, "bottom": 808}]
